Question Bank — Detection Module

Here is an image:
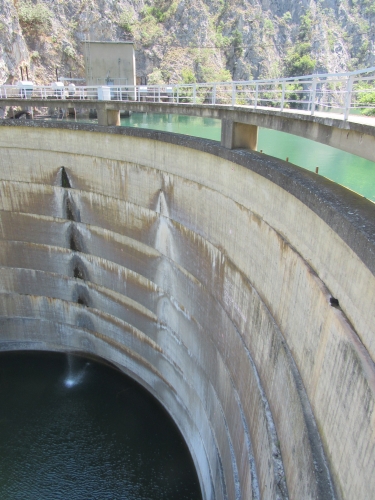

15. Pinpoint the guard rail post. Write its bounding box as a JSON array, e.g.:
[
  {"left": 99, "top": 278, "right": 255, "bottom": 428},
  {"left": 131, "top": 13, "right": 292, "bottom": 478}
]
[
  {"left": 280, "top": 81, "right": 286, "bottom": 111},
  {"left": 310, "top": 77, "right": 318, "bottom": 115},
  {"left": 344, "top": 74, "right": 355, "bottom": 120}
]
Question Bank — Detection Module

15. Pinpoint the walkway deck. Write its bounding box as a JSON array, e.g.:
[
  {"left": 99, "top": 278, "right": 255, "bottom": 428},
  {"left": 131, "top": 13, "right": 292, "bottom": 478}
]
[{"left": 1, "top": 98, "right": 375, "bottom": 162}]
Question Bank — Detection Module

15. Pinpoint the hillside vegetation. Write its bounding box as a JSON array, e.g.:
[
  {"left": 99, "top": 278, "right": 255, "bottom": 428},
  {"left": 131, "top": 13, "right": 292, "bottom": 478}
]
[{"left": 0, "top": 0, "right": 374, "bottom": 84}]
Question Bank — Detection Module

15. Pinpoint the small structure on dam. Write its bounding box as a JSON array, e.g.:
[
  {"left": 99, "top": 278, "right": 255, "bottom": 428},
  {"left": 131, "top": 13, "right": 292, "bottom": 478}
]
[
  {"left": 0, "top": 119, "right": 374, "bottom": 500},
  {"left": 83, "top": 40, "right": 136, "bottom": 87}
]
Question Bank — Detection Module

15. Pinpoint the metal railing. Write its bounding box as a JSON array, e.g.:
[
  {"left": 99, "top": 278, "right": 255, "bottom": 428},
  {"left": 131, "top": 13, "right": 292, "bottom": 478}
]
[{"left": 1, "top": 67, "right": 374, "bottom": 120}]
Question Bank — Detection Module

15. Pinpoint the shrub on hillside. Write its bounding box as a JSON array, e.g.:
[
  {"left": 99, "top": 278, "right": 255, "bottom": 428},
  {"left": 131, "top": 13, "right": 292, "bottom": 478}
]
[
  {"left": 355, "top": 81, "right": 375, "bottom": 116},
  {"left": 17, "top": 1, "right": 52, "bottom": 35},
  {"left": 119, "top": 11, "right": 135, "bottom": 34}
]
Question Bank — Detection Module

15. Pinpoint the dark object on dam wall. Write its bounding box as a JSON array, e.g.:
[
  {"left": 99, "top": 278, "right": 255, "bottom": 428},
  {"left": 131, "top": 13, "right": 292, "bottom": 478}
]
[{"left": 0, "top": 120, "right": 374, "bottom": 500}]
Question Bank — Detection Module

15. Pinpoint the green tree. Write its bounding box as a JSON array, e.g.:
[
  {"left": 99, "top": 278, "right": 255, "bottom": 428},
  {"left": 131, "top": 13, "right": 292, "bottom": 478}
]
[
  {"left": 148, "top": 68, "right": 165, "bottom": 85},
  {"left": 298, "top": 11, "right": 313, "bottom": 42},
  {"left": 144, "top": 5, "right": 167, "bottom": 22},
  {"left": 181, "top": 68, "right": 196, "bottom": 84},
  {"left": 232, "top": 29, "right": 243, "bottom": 57},
  {"left": 355, "top": 81, "right": 375, "bottom": 115},
  {"left": 284, "top": 10, "right": 315, "bottom": 78},
  {"left": 141, "top": 0, "right": 177, "bottom": 23},
  {"left": 285, "top": 43, "right": 316, "bottom": 77},
  {"left": 264, "top": 19, "right": 275, "bottom": 36}
]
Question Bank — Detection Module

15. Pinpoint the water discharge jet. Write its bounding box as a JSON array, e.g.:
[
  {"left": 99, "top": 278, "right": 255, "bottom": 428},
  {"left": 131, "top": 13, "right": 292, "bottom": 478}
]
[
  {"left": 63, "top": 353, "right": 90, "bottom": 388},
  {"left": 0, "top": 351, "right": 202, "bottom": 499}
]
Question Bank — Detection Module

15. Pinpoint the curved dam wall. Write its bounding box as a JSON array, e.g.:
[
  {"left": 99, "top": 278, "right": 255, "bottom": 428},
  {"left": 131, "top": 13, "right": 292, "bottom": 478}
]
[{"left": 0, "top": 120, "right": 374, "bottom": 500}]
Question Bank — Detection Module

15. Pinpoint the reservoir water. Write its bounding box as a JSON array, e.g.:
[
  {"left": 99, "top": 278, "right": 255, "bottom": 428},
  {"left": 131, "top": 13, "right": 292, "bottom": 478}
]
[
  {"left": 0, "top": 351, "right": 202, "bottom": 500},
  {"left": 120, "top": 113, "right": 375, "bottom": 203}
]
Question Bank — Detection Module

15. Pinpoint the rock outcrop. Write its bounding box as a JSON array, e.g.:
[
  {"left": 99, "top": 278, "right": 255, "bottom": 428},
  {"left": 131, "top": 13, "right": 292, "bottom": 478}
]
[
  {"left": 0, "top": 0, "right": 374, "bottom": 84},
  {"left": 0, "top": 0, "right": 29, "bottom": 83}
]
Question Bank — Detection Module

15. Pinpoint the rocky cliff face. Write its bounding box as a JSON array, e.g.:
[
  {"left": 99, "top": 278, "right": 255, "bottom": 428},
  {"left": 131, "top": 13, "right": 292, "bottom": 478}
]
[
  {"left": 0, "top": 0, "right": 374, "bottom": 85},
  {"left": 0, "top": 0, "right": 29, "bottom": 83}
]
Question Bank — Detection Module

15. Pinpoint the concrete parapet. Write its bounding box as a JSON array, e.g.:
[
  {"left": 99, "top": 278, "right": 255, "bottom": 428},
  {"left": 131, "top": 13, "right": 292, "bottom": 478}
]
[
  {"left": 0, "top": 121, "right": 374, "bottom": 500},
  {"left": 1, "top": 100, "right": 375, "bottom": 161}
]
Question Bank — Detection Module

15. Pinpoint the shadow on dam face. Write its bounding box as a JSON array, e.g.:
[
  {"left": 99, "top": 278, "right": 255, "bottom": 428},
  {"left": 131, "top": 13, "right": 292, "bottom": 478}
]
[{"left": 0, "top": 120, "right": 374, "bottom": 500}]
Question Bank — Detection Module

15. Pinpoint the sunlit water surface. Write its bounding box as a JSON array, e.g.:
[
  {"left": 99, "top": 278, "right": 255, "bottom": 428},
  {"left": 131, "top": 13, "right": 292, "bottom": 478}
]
[
  {"left": 0, "top": 351, "right": 202, "bottom": 500},
  {"left": 45, "top": 112, "right": 375, "bottom": 201},
  {"left": 120, "top": 113, "right": 375, "bottom": 202}
]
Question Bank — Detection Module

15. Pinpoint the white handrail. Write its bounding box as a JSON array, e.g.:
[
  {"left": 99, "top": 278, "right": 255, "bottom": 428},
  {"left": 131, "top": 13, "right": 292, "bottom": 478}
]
[{"left": 1, "top": 67, "right": 374, "bottom": 120}]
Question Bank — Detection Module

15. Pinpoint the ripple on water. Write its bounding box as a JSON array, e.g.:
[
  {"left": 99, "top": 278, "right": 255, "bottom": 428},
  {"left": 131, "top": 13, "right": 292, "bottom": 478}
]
[{"left": 0, "top": 351, "right": 202, "bottom": 500}]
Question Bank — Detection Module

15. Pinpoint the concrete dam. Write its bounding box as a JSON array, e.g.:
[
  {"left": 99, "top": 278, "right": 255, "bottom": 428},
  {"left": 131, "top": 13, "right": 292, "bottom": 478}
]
[{"left": 0, "top": 119, "right": 374, "bottom": 500}]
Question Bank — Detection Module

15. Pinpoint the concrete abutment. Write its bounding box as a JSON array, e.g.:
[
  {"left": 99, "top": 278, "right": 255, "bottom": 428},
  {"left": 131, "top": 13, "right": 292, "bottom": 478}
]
[
  {"left": 221, "top": 119, "right": 258, "bottom": 150},
  {"left": 97, "top": 108, "right": 121, "bottom": 126},
  {"left": 0, "top": 120, "right": 374, "bottom": 500}
]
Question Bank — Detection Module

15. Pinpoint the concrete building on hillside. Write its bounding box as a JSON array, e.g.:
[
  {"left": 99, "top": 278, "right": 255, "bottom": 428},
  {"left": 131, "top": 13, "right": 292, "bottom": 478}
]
[{"left": 83, "top": 41, "right": 136, "bottom": 87}]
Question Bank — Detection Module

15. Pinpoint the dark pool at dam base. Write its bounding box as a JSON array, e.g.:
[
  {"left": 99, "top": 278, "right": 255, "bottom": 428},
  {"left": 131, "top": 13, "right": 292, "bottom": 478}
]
[{"left": 0, "top": 351, "right": 202, "bottom": 500}]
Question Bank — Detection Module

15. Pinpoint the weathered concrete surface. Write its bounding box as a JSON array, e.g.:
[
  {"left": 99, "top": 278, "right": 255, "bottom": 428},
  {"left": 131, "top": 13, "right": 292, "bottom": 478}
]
[{"left": 0, "top": 121, "right": 374, "bottom": 500}]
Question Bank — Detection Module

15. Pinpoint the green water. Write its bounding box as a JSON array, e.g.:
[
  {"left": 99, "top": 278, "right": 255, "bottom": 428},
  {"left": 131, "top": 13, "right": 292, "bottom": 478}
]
[
  {"left": 258, "top": 129, "right": 375, "bottom": 202},
  {"left": 121, "top": 112, "right": 222, "bottom": 141},
  {"left": 121, "top": 113, "right": 375, "bottom": 202}
]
